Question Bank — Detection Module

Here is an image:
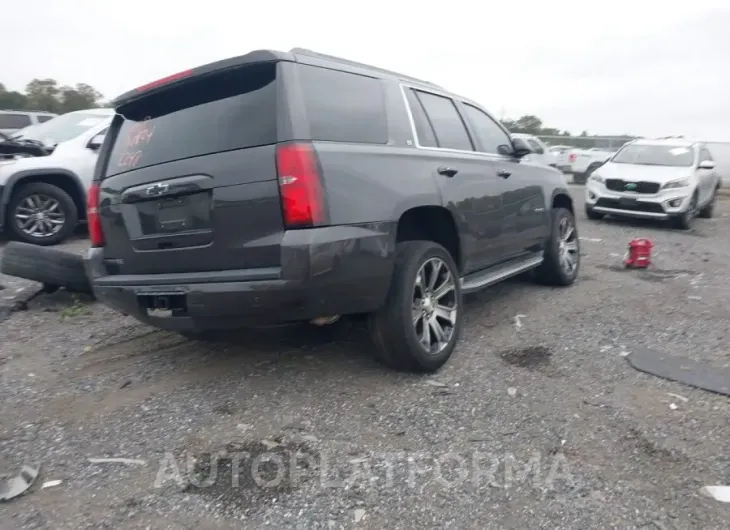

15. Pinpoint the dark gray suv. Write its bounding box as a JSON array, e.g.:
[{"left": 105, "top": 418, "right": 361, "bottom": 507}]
[{"left": 84, "top": 48, "right": 579, "bottom": 372}]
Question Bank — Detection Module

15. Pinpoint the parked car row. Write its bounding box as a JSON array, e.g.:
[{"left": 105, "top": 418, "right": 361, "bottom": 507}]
[{"left": 0, "top": 47, "right": 722, "bottom": 373}]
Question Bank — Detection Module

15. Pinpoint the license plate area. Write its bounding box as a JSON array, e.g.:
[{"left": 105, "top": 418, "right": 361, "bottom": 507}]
[
  {"left": 138, "top": 293, "right": 188, "bottom": 318},
  {"left": 619, "top": 197, "right": 638, "bottom": 208},
  {"left": 133, "top": 192, "right": 212, "bottom": 237},
  {"left": 157, "top": 197, "right": 190, "bottom": 232}
]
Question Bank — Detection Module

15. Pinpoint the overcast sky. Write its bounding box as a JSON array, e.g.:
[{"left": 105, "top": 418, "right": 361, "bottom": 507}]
[{"left": 2, "top": 0, "right": 729, "bottom": 140}]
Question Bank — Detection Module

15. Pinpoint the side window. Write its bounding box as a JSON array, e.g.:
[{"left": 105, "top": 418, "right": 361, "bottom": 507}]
[
  {"left": 297, "top": 65, "right": 388, "bottom": 144},
  {"left": 527, "top": 139, "right": 544, "bottom": 154},
  {"left": 700, "top": 148, "right": 713, "bottom": 162},
  {"left": 413, "top": 90, "right": 473, "bottom": 151},
  {"left": 37, "top": 115, "right": 54, "bottom": 123},
  {"left": 461, "top": 104, "right": 512, "bottom": 154},
  {"left": 404, "top": 89, "right": 437, "bottom": 148},
  {"left": 0, "top": 113, "right": 32, "bottom": 129}
]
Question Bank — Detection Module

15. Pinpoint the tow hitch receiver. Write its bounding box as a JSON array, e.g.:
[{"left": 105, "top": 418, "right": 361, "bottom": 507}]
[{"left": 138, "top": 293, "right": 188, "bottom": 318}]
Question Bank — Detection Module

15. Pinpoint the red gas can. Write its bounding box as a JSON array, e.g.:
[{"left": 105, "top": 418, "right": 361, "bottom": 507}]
[{"left": 624, "top": 238, "right": 653, "bottom": 268}]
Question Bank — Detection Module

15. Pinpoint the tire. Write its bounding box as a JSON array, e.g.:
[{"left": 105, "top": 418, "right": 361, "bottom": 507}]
[
  {"left": 534, "top": 207, "right": 580, "bottom": 286},
  {"left": 368, "top": 240, "right": 462, "bottom": 373},
  {"left": 585, "top": 205, "right": 604, "bottom": 220},
  {"left": 671, "top": 193, "right": 698, "bottom": 230},
  {"left": 5, "top": 182, "right": 78, "bottom": 246},
  {"left": 698, "top": 187, "right": 718, "bottom": 219},
  {"left": 0, "top": 241, "right": 90, "bottom": 292}
]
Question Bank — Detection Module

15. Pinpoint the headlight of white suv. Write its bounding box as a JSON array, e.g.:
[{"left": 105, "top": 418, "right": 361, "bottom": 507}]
[
  {"left": 588, "top": 173, "right": 605, "bottom": 183},
  {"left": 663, "top": 177, "right": 691, "bottom": 190}
]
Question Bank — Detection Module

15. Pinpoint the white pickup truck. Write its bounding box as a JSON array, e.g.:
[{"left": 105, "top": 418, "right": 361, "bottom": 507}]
[
  {"left": 567, "top": 148, "right": 615, "bottom": 183},
  {"left": 510, "top": 133, "right": 558, "bottom": 168}
]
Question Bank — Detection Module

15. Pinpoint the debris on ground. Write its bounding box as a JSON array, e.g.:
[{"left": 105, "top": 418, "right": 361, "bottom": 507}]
[
  {"left": 354, "top": 508, "right": 366, "bottom": 523},
  {"left": 41, "top": 480, "right": 62, "bottom": 489},
  {"left": 627, "top": 347, "right": 730, "bottom": 396},
  {"left": 513, "top": 314, "right": 526, "bottom": 330},
  {"left": 87, "top": 457, "right": 146, "bottom": 466},
  {"left": 700, "top": 485, "right": 730, "bottom": 503},
  {"left": 667, "top": 392, "right": 689, "bottom": 403},
  {"left": 423, "top": 379, "right": 447, "bottom": 388},
  {"left": 0, "top": 463, "right": 40, "bottom": 501},
  {"left": 669, "top": 403, "right": 678, "bottom": 410},
  {"left": 507, "top": 387, "right": 518, "bottom": 397}
]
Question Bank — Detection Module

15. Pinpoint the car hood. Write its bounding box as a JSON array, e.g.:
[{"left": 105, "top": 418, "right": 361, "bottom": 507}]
[{"left": 599, "top": 162, "right": 692, "bottom": 183}]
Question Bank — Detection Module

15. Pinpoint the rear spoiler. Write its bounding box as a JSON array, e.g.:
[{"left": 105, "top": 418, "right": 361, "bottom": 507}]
[{"left": 111, "top": 49, "right": 293, "bottom": 109}]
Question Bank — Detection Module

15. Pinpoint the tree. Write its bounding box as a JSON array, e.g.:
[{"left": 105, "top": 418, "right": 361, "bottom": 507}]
[
  {"left": 24, "top": 79, "right": 62, "bottom": 113},
  {"left": 0, "top": 83, "right": 29, "bottom": 110},
  {"left": 0, "top": 78, "right": 104, "bottom": 113},
  {"left": 59, "top": 83, "right": 104, "bottom": 113},
  {"left": 513, "top": 115, "right": 543, "bottom": 134}
]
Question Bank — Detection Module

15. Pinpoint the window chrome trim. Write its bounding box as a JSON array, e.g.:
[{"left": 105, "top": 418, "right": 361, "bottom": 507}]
[{"left": 398, "top": 83, "right": 513, "bottom": 161}]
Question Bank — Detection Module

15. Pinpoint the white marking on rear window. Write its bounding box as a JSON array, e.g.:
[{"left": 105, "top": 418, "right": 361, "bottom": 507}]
[
  {"left": 78, "top": 118, "right": 105, "bottom": 127},
  {"left": 669, "top": 147, "right": 690, "bottom": 155}
]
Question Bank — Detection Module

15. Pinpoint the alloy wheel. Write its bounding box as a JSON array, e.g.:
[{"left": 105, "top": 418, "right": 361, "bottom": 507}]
[
  {"left": 412, "top": 257, "right": 458, "bottom": 354},
  {"left": 14, "top": 194, "right": 66, "bottom": 238},
  {"left": 557, "top": 216, "right": 579, "bottom": 275}
]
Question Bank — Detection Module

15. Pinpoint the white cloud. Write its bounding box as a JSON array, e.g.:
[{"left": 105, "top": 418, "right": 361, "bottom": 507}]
[{"left": 2, "top": 0, "right": 729, "bottom": 139}]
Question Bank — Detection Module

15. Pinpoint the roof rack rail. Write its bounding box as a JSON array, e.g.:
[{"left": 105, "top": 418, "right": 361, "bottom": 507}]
[
  {"left": 0, "top": 109, "right": 54, "bottom": 113},
  {"left": 290, "top": 47, "right": 443, "bottom": 90}
]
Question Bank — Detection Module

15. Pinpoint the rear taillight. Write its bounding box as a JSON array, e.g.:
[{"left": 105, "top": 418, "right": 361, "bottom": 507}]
[
  {"left": 276, "top": 143, "right": 326, "bottom": 228},
  {"left": 136, "top": 69, "right": 193, "bottom": 92},
  {"left": 87, "top": 183, "right": 105, "bottom": 247},
  {"left": 569, "top": 153, "right": 576, "bottom": 162}
]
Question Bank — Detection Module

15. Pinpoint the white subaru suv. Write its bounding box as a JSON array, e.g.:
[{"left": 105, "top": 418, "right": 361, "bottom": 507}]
[
  {"left": 0, "top": 109, "right": 113, "bottom": 245},
  {"left": 584, "top": 138, "right": 721, "bottom": 229}
]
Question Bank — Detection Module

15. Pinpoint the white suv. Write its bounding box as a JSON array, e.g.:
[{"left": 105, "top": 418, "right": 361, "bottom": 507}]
[
  {"left": 0, "top": 110, "right": 57, "bottom": 136},
  {"left": 0, "top": 109, "right": 114, "bottom": 245},
  {"left": 585, "top": 139, "right": 721, "bottom": 229}
]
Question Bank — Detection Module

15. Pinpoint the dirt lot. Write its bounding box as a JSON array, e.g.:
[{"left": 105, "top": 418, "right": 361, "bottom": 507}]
[{"left": 1, "top": 188, "right": 729, "bottom": 529}]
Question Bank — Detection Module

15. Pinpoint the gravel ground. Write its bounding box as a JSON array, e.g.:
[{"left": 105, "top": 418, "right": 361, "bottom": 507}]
[{"left": 1, "top": 188, "right": 729, "bottom": 529}]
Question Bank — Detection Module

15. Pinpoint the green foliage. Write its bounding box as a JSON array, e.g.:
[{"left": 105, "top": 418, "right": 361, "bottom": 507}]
[
  {"left": 0, "top": 79, "right": 104, "bottom": 113},
  {"left": 500, "top": 114, "right": 571, "bottom": 136},
  {"left": 59, "top": 293, "right": 92, "bottom": 320}
]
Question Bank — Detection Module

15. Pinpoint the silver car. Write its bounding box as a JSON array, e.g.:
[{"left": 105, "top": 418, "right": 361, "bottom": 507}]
[{"left": 584, "top": 139, "right": 721, "bottom": 229}]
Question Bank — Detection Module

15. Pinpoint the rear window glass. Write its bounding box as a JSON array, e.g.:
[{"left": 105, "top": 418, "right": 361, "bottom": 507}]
[
  {"left": 106, "top": 62, "right": 278, "bottom": 177},
  {"left": 297, "top": 65, "right": 387, "bottom": 144},
  {"left": 0, "top": 113, "right": 32, "bottom": 129}
]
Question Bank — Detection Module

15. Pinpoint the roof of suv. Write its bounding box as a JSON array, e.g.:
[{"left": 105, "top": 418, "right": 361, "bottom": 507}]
[
  {"left": 0, "top": 109, "right": 57, "bottom": 115},
  {"left": 631, "top": 138, "right": 698, "bottom": 148},
  {"left": 112, "top": 47, "right": 444, "bottom": 108}
]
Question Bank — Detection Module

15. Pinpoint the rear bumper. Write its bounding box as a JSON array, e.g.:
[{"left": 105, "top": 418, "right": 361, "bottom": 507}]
[{"left": 85, "top": 223, "right": 396, "bottom": 332}]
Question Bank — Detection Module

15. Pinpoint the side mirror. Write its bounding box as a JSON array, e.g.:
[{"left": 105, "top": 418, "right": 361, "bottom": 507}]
[
  {"left": 698, "top": 160, "right": 715, "bottom": 170},
  {"left": 500, "top": 138, "right": 532, "bottom": 159},
  {"left": 88, "top": 134, "right": 106, "bottom": 150}
]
